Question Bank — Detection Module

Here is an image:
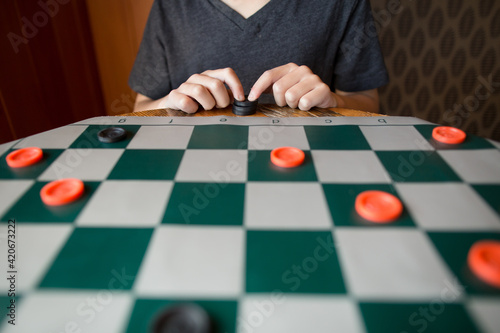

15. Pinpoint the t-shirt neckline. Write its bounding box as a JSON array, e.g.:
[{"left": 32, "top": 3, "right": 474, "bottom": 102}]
[{"left": 208, "top": 0, "right": 279, "bottom": 30}]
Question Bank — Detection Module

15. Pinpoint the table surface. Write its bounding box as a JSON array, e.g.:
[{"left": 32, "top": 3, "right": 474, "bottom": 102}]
[
  {"left": 0, "top": 115, "right": 499, "bottom": 333},
  {"left": 119, "top": 105, "right": 380, "bottom": 118}
]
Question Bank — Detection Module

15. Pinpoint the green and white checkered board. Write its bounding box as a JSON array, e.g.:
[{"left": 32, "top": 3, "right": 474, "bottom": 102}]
[{"left": 1, "top": 116, "right": 500, "bottom": 333}]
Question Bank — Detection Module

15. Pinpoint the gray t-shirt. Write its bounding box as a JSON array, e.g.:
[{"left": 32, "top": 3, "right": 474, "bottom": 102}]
[{"left": 129, "top": 0, "right": 389, "bottom": 101}]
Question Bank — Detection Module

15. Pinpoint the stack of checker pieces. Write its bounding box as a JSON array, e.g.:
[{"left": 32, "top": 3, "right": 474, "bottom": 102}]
[{"left": 0, "top": 115, "right": 499, "bottom": 333}]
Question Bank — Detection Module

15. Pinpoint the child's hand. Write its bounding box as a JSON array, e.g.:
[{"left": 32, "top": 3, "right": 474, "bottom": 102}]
[
  {"left": 160, "top": 68, "right": 245, "bottom": 113},
  {"left": 248, "top": 63, "right": 337, "bottom": 111}
]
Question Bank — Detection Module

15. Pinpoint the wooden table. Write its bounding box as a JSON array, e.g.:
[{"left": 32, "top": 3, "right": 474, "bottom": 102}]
[{"left": 119, "top": 105, "right": 380, "bottom": 117}]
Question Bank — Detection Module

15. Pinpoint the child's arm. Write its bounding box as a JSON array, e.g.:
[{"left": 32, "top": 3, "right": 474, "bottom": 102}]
[
  {"left": 248, "top": 63, "right": 380, "bottom": 113},
  {"left": 133, "top": 68, "right": 245, "bottom": 113}
]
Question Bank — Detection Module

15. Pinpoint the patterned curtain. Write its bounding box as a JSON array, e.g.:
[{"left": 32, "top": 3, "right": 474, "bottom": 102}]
[{"left": 370, "top": 0, "right": 500, "bottom": 141}]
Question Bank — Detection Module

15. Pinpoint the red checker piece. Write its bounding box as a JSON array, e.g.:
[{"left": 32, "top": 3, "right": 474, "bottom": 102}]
[
  {"left": 432, "top": 126, "right": 466, "bottom": 144},
  {"left": 355, "top": 190, "right": 403, "bottom": 223},
  {"left": 6, "top": 147, "right": 43, "bottom": 168},
  {"left": 40, "top": 178, "right": 85, "bottom": 206},
  {"left": 270, "top": 147, "right": 305, "bottom": 168},
  {"left": 468, "top": 240, "right": 500, "bottom": 288}
]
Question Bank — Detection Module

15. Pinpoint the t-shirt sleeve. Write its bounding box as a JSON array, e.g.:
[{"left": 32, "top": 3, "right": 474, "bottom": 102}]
[
  {"left": 333, "top": 0, "right": 389, "bottom": 92},
  {"left": 128, "top": 0, "right": 171, "bottom": 100}
]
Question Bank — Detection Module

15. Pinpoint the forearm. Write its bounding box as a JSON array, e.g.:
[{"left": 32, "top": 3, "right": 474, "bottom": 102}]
[
  {"left": 133, "top": 95, "right": 166, "bottom": 112},
  {"left": 334, "top": 89, "right": 380, "bottom": 113}
]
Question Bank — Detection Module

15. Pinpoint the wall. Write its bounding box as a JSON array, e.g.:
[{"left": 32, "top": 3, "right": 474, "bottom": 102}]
[
  {"left": 371, "top": 0, "right": 500, "bottom": 141},
  {"left": 85, "top": 0, "right": 154, "bottom": 116},
  {"left": 0, "top": 0, "right": 106, "bottom": 144}
]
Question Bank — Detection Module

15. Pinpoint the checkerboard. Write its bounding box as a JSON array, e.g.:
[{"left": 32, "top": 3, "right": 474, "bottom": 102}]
[{"left": 1, "top": 115, "right": 499, "bottom": 333}]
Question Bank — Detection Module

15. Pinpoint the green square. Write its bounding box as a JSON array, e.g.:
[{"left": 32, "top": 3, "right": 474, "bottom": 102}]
[
  {"left": 376, "top": 151, "right": 461, "bottom": 182},
  {"left": 187, "top": 125, "right": 248, "bottom": 149},
  {"left": 69, "top": 125, "right": 140, "bottom": 149},
  {"left": 304, "top": 125, "right": 371, "bottom": 150},
  {"left": 322, "top": 184, "right": 415, "bottom": 227},
  {"left": 0, "top": 149, "right": 63, "bottom": 180},
  {"left": 107, "top": 149, "right": 184, "bottom": 180},
  {"left": 415, "top": 125, "right": 495, "bottom": 150},
  {"left": 248, "top": 150, "right": 317, "bottom": 181},
  {"left": 246, "top": 231, "right": 345, "bottom": 294},
  {"left": 39, "top": 228, "right": 153, "bottom": 289},
  {"left": 472, "top": 185, "right": 500, "bottom": 215},
  {"left": 163, "top": 182, "right": 244, "bottom": 225},
  {"left": 428, "top": 232, "right": 500, "bottom": 295},
  {"left": 125, "top": 299, "right": 237, "bottom": 333},
  {"left": 360, "top": 302, "right": 479, "bottom": 333},
  {"left": 1, "top": 182, "right": 99, "bottom": 223}
]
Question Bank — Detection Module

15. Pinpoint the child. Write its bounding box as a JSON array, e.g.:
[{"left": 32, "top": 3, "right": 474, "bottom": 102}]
[{"left": 129, "top": 0, "right": 388, "bottom": 113}]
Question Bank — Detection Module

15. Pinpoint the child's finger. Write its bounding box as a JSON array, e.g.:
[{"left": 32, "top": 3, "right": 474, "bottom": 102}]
[
  {"left": 175, "top": 83, "right": 216, "bottom": 111},
  {"left": 272, "top": 66, "right": 314, "bottom": 106},
  {"left": 282, "top": 78, "right": 316, "bottom": 109},
  {"left": 202, "top": 68, "right": 245, "bottom": 102},
  {"left": 166, "top": 90, "right": 200, "bottom": 113},
  {"left": 187, "top": 74, "right": 231, "bottom": 108},
  {"left": 248, "top": 63, "right": 298, "bottom": 101},
  {"left": 283, "top": 74, "right": 328, "bottom": 108},
  {"left": 298, "top": 84, "right": 336, "bottom": 111}
]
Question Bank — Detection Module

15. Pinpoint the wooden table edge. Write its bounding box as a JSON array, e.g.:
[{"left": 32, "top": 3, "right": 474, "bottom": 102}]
[{"left": 116, "top": 105, "right": 383, "bottom": 118}]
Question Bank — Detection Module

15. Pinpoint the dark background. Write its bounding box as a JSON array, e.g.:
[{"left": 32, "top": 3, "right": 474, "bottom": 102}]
[{"left": 1, "top": 0, "right": 499, "bottom": 144}]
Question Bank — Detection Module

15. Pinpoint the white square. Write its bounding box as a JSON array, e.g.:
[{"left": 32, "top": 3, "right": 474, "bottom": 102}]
[
  {"left": 0, "top": 291, "right": 133, "bottom": 333},
  {"left": 135, "top": 226, "right": 244, "bottom": 297},
  {"left": 0, "top": 224, "right": 73, "bottom": 292},
  {"left": 77, "top": 181, "right": 172, "bottom": 227},
  {"left": 238, "top": 296, "right": 365, "bottom": 333},
  {"left": 127, "top": 125, "right": 194, "bottom": 149},
  {"left": 0, "top": 140, "right": 20, "bottom": 156},
  {"left": 245, "top": 182, "right": 332, "bottom": 229},
  {"left": 335, "top": 229, "right": 459, "bottom": 300},
  {"left": 312, "top": 151, "right": 391, "bottom": 183},
  {"left": 439, "top": 150, "right": 500, "bottom": 183},
  {"left": 176, "top": 150, "right": 247, "bottom": 182},
  {"left": 0, "top": 180, "right": 34, "bottom": 217},
  {"left": 487, "top": 139, "right": 500, "bottom": 149},
  {"left": 396, "top": 183, "right": 500, "bottom": 230},
  {"left": 38, "top": 149, "right": 123, "bottom": 181},
  {"left": 468, "top": 298, "right": 500, "bottom": 333},
  {"left": 360, "top": 126, "right": 434, "bottom": 151},
  {"left": 14, "top": 125, "right": 88, "bottom": 149},
  {"left": 248, "top": 126, "right": 310, "bottom": 150}
]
